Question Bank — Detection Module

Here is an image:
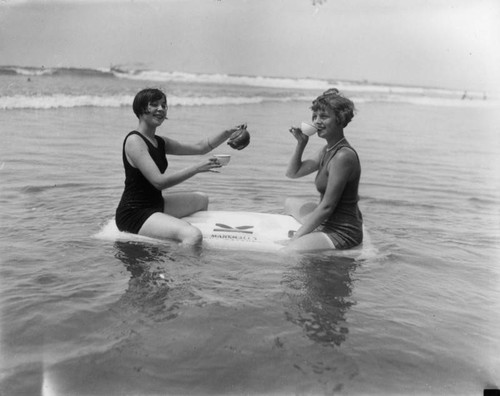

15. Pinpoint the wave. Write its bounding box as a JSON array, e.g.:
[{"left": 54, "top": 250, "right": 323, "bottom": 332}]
[
  {"left": 1, "top": 65, "right": 497, "bottom": 109},
  {"left": 0, "top": 93, "right": 309, "bottom": 110},
  {"left": 112, "top": 68, "right": 332, "bottom": 90},
  {"left": 1, "top": 92, "right": 497, "bottom": 110},
  {"left": 0, "top": 65, "right": 113, "bottom": 78},
  {"left": 0, "top": 65, "right": 331, "bottom": 89},
  {"left": 4, "top": 65, "right": 493, "bottom": 98},
  {"left": 0, "top": 94, "right": 132, "bottom": 109},
  {"left": 111, "top": 68, "right": 486, "bottom": 98}
]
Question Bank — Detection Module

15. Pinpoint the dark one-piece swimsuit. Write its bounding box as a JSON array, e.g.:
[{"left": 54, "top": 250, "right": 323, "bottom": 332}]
[
  {"left": 115, "top": 131, "right": 168, "bottom": 234},
  {"left": 314, "top": 140, "right": 363, "bottom": 249}
]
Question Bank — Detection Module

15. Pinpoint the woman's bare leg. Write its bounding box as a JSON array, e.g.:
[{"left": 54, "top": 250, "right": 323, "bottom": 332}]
[
  {"left": 137, "top": 192, "right": 209, "bottom": 245},
  {"left": 284, "top": 232, "right": 336, "bottom": 252},
  {"left": 163, "top": 192, "right": 209, "bottom": 218},
  {"left": 138, "top": 212, "right": 203, "bottom": 245}
]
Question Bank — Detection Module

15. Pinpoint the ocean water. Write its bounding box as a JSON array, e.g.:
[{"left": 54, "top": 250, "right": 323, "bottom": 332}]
[{"left": 0, "top": 66, "right": 499, "bottom": 395}]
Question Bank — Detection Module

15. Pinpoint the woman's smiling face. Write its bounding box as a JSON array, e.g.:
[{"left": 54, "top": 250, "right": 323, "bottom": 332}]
[
  {"left": 312, "top": 106, "right": 338, "bottom": 137},
  {"left": 144, "top": 98, "right": 168, "bottom": 125}
]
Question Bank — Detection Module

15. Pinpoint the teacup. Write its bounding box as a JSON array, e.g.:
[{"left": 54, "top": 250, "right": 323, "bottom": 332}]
[
  {"left": 214, "top": 154, "right": 231, "bottom": 166},
  {"left": 300, "top": 122, "right": 318, "bottom": 136}
]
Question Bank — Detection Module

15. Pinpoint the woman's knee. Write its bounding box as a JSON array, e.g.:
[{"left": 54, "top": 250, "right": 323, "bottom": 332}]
[
  {"left": 284, "top": 197, "right": 316, "bottom": 221},
  {"left": 179, "top": 225, "right": 203, "bottom": 245}
]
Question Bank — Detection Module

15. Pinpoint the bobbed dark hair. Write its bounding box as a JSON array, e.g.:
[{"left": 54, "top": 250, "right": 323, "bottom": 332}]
[
  {"left": 132, "top": 88, "right": 167, "bottom": 119},
  {"left": 311, "top": 88, "right": 356, "bottom": 128}
]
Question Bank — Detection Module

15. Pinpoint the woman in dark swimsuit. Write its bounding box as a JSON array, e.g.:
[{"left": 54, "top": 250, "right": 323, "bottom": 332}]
[
  {"left": 284, "top": 88, "right": 363, "bottom": 252},
  {"left": 116, "top": 88, "right": 246, "bottom": 246}
]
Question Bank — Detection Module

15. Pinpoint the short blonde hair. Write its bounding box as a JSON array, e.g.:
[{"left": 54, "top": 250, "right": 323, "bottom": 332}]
[{"left": 311, "top": 88, "right": 356, "bottom": 128}]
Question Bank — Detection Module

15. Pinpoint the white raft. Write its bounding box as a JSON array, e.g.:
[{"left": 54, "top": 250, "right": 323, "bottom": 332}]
[
  {"left": 96, "top": 211, "right": 298, "bottom": 251},
  {"left": 182, "top": 210, "right": 300, "bottom": 252},
  {"left": 96, "top": 210, "right": 372, "bottom": 255}
]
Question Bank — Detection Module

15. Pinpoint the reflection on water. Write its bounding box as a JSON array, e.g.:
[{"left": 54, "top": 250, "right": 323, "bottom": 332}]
[
  {"left": 281, "top": 254, "right": 357, "bottom": 347},
  {"left": 114, "top": 240, "right": 172, "bottom": 282},
  {"left": 113, "top": 241, "right": 177, "bottom": 320},
  {"left": 113, "top": 239, "right": 359, "bottom": 348}
]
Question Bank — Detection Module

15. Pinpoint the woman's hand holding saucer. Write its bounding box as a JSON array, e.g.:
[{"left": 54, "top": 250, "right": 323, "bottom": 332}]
[{"left": 197, "top": 157, "right": 222, "bottom": 173}]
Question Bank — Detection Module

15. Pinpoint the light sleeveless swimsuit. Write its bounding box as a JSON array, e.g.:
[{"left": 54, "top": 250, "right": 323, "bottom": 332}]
[{"left": 314, "top": 141, "right": 363, "bottom": 249}]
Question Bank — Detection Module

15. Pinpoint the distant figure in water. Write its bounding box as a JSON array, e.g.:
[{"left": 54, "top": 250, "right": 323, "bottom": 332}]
[
  {"left": 284, "top": 88, "right": 363, "bottom": 252},
  {"left": 115, "top": 88, "right": 248, "bottom": 246},
  {"left": 461, "top": 91, "right": 468, "bottom": 100}
]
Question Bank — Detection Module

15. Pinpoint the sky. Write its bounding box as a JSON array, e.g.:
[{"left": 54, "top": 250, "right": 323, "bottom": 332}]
[{"left": 0, "top": 0, "right": 499, "bottom": 92}]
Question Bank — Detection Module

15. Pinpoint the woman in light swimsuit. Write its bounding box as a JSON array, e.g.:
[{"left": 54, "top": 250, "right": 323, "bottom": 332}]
[
  {"left": 116, "top": 88, "right": 246, "bottom": 246},
  {"left": 285, "top": 88, "right": 363, "bottom": 252}
]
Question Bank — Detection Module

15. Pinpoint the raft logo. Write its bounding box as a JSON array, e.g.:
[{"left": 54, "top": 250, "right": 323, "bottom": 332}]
[{"left": 213, "top": 223, "right": 254, "bottom": 234}]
